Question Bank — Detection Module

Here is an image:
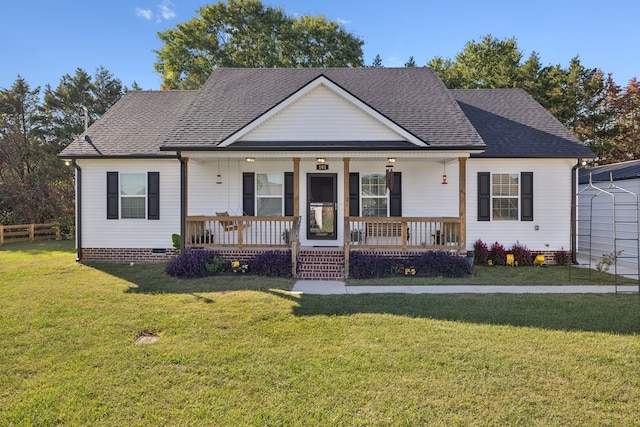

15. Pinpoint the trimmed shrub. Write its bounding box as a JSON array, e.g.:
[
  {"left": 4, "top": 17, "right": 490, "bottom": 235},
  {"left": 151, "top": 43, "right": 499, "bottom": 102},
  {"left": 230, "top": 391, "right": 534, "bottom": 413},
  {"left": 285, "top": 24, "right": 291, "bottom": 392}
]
[
  {"left": 165, "top": 249, "right": 223, "bottom": 279},
  {"left": 348, "top": 252, "right": 396, "bottom": 279},
  {"left": 349, "top": 251, "right": 472, "bottom": 279},
  {"left": 248, "top": 250, "right": 292, "bottom": 277},
  {"left": 473, "top": 239, "right": 489, "bottom": 265},
  {"left": 510, "top": 241, "right": 533, "bottom": 266},
  {"left": 554, "top": 248, "right": 572, "bottom": 266},
  {"left": 488, "top": 242, "right": 507, "bottom": 266},
  {"left": 409, "top": 251, "right": 473, "bottom": 278}
]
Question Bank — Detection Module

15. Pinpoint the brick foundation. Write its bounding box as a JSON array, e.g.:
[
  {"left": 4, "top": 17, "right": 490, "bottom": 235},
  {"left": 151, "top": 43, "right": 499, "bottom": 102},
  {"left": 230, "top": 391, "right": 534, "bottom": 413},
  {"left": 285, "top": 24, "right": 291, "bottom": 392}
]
[
  {"left": 82, "top": 248, "right": 176, "bottom": 263},
  {"left": 81, "top": 247, "right": 280, "bottom": 264}
]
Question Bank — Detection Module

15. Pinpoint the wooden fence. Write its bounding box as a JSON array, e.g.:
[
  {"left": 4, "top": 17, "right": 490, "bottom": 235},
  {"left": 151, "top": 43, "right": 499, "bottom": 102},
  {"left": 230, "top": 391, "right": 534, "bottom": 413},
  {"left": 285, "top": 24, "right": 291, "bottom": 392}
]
[{"left": 0, "top": 223, "right": 61, "bottom": 245}]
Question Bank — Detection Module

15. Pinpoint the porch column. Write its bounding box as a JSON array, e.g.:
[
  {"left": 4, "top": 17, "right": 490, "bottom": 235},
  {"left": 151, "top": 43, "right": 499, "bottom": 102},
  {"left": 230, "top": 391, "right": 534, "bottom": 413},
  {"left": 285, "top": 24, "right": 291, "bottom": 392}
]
[
  {"left": 343, "top": 157, "right": 350, "bottom": 278},
  {"left": 293, "top": 158, "right": 300, "bottom": 217},
  {"left": 458, "top": 157, "right": 466, "bottom": 250},
  {"left": 343, "top": 158, "right": 350, "bottom": 217}
]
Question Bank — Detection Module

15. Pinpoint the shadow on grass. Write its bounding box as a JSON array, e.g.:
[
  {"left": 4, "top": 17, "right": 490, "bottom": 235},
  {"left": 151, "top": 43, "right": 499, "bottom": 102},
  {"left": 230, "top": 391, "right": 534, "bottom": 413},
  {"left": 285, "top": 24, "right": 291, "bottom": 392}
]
[
  {"left": 89, "top": 262, "right": 640, "bottom": 335},
  {"left": 89, "top": 262, "right": 294, "bottom": 294},
  {"left": 282, "top": 292, "right": 640, "bottom": 335}
]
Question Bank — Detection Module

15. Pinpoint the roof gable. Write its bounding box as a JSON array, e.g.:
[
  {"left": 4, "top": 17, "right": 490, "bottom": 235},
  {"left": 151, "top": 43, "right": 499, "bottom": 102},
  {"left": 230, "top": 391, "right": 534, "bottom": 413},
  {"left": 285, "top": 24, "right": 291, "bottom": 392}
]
[
  {"left": 228, "top": 76, "right": 422, "bottom": 147},
  {"left": 161, "top": 68, "right": 486, "bottom": 151}
]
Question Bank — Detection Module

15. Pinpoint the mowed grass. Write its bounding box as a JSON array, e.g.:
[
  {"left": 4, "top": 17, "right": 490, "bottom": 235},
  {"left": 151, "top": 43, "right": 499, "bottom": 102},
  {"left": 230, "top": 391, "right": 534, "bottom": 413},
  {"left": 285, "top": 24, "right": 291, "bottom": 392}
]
[
  {"left": 1, "top": 241, "right": 640, "bottom": 426},
  {"left": 348, "top": 264, "right": 640, "bottom": 286}
]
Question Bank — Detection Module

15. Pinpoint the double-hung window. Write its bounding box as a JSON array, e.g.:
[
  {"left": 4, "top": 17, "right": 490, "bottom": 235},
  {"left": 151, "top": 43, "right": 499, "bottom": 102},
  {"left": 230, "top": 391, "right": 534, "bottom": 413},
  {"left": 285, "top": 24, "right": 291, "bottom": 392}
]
[
  {"left": 256, "top": 173, "right": 283, "bottom": 216},
  {"left": 120, "top": 173, "right": 147, "bottom": 219},
  {"left": 492, "top": 173, "right": 519, "bottom": 220},
  {"left": 106, "top": 172, "right": 160, "bottom": 220},
  {"left": 361, "top": 174, "right": 388, "bottom": 216},
  {"left": 478, "top": 172, "right": 533, "bottom": 221}
]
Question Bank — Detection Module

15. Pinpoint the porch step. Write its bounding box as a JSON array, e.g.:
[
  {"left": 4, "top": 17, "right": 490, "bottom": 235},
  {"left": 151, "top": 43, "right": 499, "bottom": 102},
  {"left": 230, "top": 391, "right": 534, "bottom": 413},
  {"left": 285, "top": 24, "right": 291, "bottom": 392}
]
[{"left": 296, "top": 249, "right": 345, "bottom": 280}]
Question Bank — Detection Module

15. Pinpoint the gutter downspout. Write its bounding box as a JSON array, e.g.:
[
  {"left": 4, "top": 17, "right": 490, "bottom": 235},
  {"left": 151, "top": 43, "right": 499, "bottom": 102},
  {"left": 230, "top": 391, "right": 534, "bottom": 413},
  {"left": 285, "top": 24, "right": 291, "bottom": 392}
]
[
  {"left": 178, "top": 151, "right": 186, "bottom": 253},
  {"left": 571, "top": 158, "right": 582, "bottom": 264},
  {"left": 72, "top": 159, "right": 82, "bottom": 261}
]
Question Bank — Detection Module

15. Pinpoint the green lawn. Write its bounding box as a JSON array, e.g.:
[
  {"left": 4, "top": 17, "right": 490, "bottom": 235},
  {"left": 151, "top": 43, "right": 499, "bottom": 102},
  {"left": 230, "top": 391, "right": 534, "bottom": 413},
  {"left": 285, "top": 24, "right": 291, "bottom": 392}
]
[
  {"left": 1, "top": 241, "right": 640, "bottom": 425},
  {"left": 347, "top": 264, "right": 640, "bottom": 286}
]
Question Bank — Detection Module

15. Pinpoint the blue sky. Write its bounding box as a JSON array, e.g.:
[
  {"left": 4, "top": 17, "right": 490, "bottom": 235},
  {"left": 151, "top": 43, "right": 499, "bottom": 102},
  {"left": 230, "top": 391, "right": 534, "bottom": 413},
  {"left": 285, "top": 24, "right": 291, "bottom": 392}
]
[{"left": 1, "top": 0, "right": 638, "bottom": 91}]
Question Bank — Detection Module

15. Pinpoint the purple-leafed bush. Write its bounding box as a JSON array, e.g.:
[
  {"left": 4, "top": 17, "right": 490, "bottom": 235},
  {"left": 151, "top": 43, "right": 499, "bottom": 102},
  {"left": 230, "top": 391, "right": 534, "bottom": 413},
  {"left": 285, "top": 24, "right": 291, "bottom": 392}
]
[
  {"left": 248, "top": 250, "right": 292, "bottom": 277},
  {"left": 510, "top": 241, "right": 533, "bottom": 266},
  {"left": 349, "top": 251, "right": 472, "bottom": 279},
  {"left": 488, "top": 242, "right": 507, "bottom": 266},
  {"left": 554, "top": 248, "right": 572, "bottom": 266},
  {"left": 165, "top": 249, "right": 222, "bottom": 279},
  {"left": 409, "top": 251, "right": 473, "bottom": 278},
  {"left": 473, "top": 239, "right": 489, "bottom": 265},
  {"left": 348, "top": 252, "right": 396, "bottom": 279}
]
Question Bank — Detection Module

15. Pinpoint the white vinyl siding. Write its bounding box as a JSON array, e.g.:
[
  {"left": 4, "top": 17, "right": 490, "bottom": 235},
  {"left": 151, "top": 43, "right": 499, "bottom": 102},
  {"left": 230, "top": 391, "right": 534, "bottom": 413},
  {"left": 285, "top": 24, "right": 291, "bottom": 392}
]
[
  {"left": 239, "top": 85, "right": 403, "bottom": 142},
  {"left": 78, "top": 159, "right": 180, "bottom": 248},
  {"left": 467, "top": 158, "right": 575, "bottom": 251}
]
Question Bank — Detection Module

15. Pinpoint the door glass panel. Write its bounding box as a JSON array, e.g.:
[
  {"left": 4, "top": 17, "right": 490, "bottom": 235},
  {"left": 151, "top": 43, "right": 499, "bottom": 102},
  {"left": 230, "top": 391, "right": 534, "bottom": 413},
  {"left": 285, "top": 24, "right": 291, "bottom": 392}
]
[{"left": 307, "top": 174, "right": 337, "bottom": 240}]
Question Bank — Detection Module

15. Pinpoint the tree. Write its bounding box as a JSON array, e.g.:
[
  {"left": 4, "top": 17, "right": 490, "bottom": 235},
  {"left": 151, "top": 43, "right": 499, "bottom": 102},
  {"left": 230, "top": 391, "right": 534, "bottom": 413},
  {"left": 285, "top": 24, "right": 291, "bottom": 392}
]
[
  {"left": 154, "top": 0, "right": 364, "bottom": 89},
  {"left": 370, "top": 54, "right": 383, "bottom": 68},
  {"left": 0, "top": 78, "right": 62, "bottom": 224},
  {"left": 0, "top": 68, "right": 126, "bottom": 228},
  {"left": 404, "top": 56, "right": 416, "bottom": 68},
  {"left": 42, "top": 67, "right": 124, "bottom": 151}
]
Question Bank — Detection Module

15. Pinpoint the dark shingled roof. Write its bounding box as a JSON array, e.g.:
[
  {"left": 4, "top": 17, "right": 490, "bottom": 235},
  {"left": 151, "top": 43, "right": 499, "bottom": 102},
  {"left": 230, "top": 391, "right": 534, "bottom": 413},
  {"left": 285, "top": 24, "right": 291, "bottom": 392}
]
[
  {"left": 60, "top": 68, "right": 594, "bottom": 159},
  {"left": 162, "top": 67, "right": 485, "bottom": 150},
  {"left": 60, "top": 90, "right": 196, "bottom": 157},
  {"left": 452, "top": 89, "right": 595, "bottom": 158},
  {"left": 579, "top": 160, "right": 640, "bottom": 184}
]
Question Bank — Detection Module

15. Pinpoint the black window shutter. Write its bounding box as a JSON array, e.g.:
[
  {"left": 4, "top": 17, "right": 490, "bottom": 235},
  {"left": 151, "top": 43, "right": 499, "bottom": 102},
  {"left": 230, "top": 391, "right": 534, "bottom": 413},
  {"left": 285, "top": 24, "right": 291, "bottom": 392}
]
[
  {"left": 147, "top": 172, "right": 160, "bottom": 220},
  {"left": 521, "top": 172, "right": 534, "bottom": 221},
  {"left": 242, "top": 172, "right": 255, "bottom": 216},
  {"left": 349, "top": 173, "right": 359, "bottom": 216},
  {"left": 478, "top": 172, "right": 491, "bottom": 221},
  {"left": 389, "top": 172, "right": 402, "bottom": 217},
  {"left": 284, "top": 172, "right": 294, "bottom": 216},
  {"left": 107, "top": 172, "right": 119, "bottom": 219}
]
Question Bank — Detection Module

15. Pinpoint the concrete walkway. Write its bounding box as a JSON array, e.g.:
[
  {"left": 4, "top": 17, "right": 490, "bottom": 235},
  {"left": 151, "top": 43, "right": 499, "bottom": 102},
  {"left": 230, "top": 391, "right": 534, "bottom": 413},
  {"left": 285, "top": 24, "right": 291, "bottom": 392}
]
[{"left": 291, "top": 280, "right": 639, "bottom": 295}]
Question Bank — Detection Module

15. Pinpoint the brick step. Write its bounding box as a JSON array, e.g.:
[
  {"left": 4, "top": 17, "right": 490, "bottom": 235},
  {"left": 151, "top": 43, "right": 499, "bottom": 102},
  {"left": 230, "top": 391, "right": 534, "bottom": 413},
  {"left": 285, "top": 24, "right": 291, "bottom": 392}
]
[
  {"left": 298, "top": 265, "right": 344, "bottom": 272},
  {"left": 297, "top": 271, "right": 345, "bottom": 280}
]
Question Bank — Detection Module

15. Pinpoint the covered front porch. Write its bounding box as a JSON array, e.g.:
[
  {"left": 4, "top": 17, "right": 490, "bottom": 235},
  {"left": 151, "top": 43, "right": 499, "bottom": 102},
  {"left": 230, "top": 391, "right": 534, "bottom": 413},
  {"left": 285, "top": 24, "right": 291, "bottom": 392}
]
[{"left": 181, "top": 153, "right": 467, "bottom": 278}]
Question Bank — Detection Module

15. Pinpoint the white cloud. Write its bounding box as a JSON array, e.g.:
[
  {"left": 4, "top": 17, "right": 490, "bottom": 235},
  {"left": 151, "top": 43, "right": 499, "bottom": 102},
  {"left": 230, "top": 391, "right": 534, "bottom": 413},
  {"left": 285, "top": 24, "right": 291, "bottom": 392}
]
[
  {"left": 336, "top": 18, "right": 351, "bottom": 26},
  {"left": 159, "top": 0, "right": 176, "bottom": 20},
  {"left": 135, "top": 7, "right": 153, "bottom": 20}
]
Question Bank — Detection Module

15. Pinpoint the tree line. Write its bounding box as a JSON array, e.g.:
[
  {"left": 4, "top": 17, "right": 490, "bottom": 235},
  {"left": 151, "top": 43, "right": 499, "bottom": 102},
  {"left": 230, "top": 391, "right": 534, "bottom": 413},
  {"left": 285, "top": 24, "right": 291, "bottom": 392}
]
[
  {"left": 0, "top": 68, "right": 131, "bottom": 228},
  {"left": 1, "top": 0, "right": 638, "bottom": 229}
]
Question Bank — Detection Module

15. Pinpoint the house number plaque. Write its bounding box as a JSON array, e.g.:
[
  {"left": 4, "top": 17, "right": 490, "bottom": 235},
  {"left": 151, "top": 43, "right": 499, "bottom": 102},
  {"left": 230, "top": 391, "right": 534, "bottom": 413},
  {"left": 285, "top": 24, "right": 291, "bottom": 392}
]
[{"left": 316, "top": 164, "right": 329, "bottom": 170}]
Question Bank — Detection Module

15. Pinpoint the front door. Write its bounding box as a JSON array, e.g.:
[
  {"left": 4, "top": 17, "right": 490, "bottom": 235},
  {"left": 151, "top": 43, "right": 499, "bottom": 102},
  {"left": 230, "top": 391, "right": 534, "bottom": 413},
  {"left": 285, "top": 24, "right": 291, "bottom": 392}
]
[{"left": 307, "top": 174, "right": 337, "bottom": 240}]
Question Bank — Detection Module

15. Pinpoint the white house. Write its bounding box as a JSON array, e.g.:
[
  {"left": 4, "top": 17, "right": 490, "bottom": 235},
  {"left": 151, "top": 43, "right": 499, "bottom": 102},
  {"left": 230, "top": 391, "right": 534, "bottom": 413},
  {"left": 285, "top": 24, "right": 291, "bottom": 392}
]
[{"left": 60, "top": 68, "right": 594, "bottom": 278}]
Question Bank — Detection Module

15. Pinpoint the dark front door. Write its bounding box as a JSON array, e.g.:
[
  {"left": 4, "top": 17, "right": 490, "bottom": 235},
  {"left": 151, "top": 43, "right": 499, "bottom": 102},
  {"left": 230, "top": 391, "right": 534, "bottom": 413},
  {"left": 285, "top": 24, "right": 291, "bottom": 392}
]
[{"left": 307, "top": 174, "right": 337, "bottom": 240}]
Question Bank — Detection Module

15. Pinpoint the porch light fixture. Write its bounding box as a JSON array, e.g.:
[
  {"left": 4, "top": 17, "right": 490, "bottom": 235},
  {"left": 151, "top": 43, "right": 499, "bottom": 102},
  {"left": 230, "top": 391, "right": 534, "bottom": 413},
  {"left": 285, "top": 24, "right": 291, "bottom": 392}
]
[
  {"left": 387, "top": 158, "right": 396, "bottom": 163},
  {"left": 246, "top": 157, "right": 255, "bottom": 163},
  {"left": 317, "top": 157, "right": 326, "bottom": 164},
  {"left": 441, "top": 160, "right": 448, "bottom": 184}
]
